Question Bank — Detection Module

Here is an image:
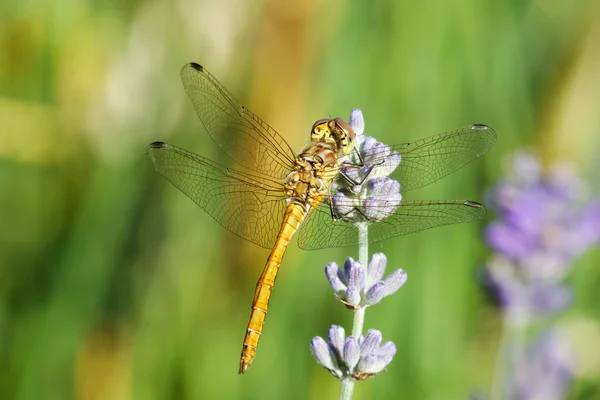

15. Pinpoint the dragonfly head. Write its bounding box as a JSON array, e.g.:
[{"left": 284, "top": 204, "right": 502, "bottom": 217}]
[{"left": 311, "top": 118, "right": 356, "bottom": 155}]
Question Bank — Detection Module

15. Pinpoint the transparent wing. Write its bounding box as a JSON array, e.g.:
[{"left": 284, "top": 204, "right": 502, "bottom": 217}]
[
  {"left": 180, "top": 63, "right": 297, "bottom": 179},
  {"left": 297, "top": 199, "right": 486, "bottom": 250},
  {"left": 148, "top": 142, "right": 287, "bottom": 249},
  {"left": 341, "top": 124, "right": 496, "bottom": 192}
]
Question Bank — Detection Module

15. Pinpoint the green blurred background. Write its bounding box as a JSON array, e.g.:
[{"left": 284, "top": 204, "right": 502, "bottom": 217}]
[{"left": 2, "top": 0, "right": 600, "bottom": 399}]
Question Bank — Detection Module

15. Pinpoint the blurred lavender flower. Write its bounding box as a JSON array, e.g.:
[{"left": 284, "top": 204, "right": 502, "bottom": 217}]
[
  {"left": 325, "top": 253, "right": 407, "bottom": 309},
  {"left": 512, "top": 329, "right": 575, "bottom": 400},
  {"left": 310, "top": 326, "right": 396, "bottom": 381},
  {"left": 483, "top": 151, "right": 600, "bottom": 319},
  {"left": 481, "top": 151, "right": 598, "bottom": 400},
  {"left": 331, "top": 109, "right": 402, "bottom": 223}
]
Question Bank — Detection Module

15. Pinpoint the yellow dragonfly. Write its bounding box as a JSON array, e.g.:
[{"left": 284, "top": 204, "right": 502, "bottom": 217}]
[{"left": 148, "top": 62, "right": 496, "bottom": 374}]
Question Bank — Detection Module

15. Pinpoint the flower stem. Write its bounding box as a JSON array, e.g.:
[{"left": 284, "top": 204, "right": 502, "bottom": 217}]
[
  {"left": 352, "top": 222, "right": 369, "bottom": 338},
  {"left": 491, "top": 311, "right": 527, "bottom": 400},
  {"left": 340, "top": 378, "right": 354, "bottom": 400},
  {"left": 340, "top": 222, "right": 369, "bottom": 400}
]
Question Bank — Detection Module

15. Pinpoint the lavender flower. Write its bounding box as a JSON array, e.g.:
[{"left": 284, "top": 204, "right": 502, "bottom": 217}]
[
  {"left": 475, "top": 328, "right": 576, "bottom": 400},
  {"left": 483, "top": 151, "right": 600, "bottom": 319},
  {"left": 311, "top": 109, "right": 406, "bottom": 399},
  {"left": 481, "top": 151, "right": 599, "bottom": 400},
  {"left": 325, "top": 253, "right": 407, "bottom": 309},
  {"left": 310, "top": 326, "right": 396, "bottom": 381},
  {"left": 512, "top": 329, "right": 575, "bottom": 400},
  {"left": 331, "top": 109, "right": 402, "bottom": 223}
]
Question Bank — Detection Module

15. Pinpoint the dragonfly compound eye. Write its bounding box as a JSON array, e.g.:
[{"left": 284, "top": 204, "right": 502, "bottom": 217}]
[
  {"left": 310, "top": 118, "right": 355, "bottom": 155},
  {"left": 311, "top": 119, "right": 332, "bottom": 141},
  {"left": 332, "top": 118, "right": 356, "bottom": 155}
]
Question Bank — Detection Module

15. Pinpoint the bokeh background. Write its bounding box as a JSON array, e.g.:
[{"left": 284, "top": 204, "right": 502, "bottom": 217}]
[{"left": 2, "top": 0, "right": 600, "bottom": 399}]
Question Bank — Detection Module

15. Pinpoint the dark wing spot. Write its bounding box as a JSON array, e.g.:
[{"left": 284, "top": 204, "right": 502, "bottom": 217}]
[
  {"left": 148, "top": 141, "right": 167, "bottom": 149},
  {"left": 463, "top": 200, "right": 483, "bottom": 208},
  {"left": 188, "top": 62, "right": 204, "bottom": 72}
]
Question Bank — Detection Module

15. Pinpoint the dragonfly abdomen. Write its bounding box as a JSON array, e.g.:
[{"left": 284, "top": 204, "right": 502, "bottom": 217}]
[{"left": 239, "top": 202, "right": 308, "bottom": 374}]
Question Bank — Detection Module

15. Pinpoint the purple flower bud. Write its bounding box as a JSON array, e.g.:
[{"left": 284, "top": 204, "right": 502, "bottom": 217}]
[
  {"left": 343, "top": 337, "right": 360, "bottom": 369},
  {"left": 379, "top": 152, "right": 401, "bottom": 176},
  {"left": 324, "top": 253, "right": 406, "bottom": 308},
  {"left": 365, "top": 282, "right": 386, "bottom": 306},
  {"left": 353, "top": 337, "right": 396, "bottom": 378},
  {"left": 328, "top": 325, "right": 345, "bottom": 359},
  {"left": 360, "top": 330, "right": 383, "bottom": 357},
  {"left": 367, "top": 177, "right": 399, "bottom": 196},
  {"left": 362, "top": 178, "right": 402, "bottom": 222},
  {"left": 311, "top": 327, "right": 396, "bottom": 380},
  {"left": 356, "top": 354, "right": 393, "bottom": 375},
  {"left": 349, "top": 109, "right": 365, "bottom": 136},
  {"left": 310, "top": 336, "right": 339, "bottom": 374},
  {"left": 382, "top": 269, "right": 407, "bottom": 296},
  {"left": 345, "top": 258, "right": 365, "bottom": 293},
  {"left": 345, "top": 285, "right": 362, "bottom": 307},
  {"left": 366, "top": 253, "right": 387, "bottom": 288},
  {"left": 356, "top": 354, "right": 378, "bottom": 373},
  {"left": 332, "top": 191, "right": 356, "bottom": 217},
  {"left": 378, "top": 341, "right": 397, "bottom": 358},
  {"left": 325, "top": 262, "right": 346, "bottom": 294},
  {"left": 331, "top": 110, "right": 401, "bottom": 224}
]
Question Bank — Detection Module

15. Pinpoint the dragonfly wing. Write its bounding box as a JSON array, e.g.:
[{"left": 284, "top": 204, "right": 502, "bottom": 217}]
[
  {"left": 180, "top": 63, "right": 297, "bottom": 179},
  {"left": 297, "top": 199, "right": 486, "bottom": 250},
  {"left": 148, "top": 142, "right": 286, "bottom": 249},
  {"left": 356, "top": 124, "right": 496, "bottom": 192}
]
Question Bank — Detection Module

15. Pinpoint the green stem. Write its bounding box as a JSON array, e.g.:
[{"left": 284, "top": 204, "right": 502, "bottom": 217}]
[
  {"left": 491, "top": 311, "right": 528, "bottom": 400},
  {"left": 340, "top": 222, "right": 369, "bottom": 400},
  {"left": 340, "top": 378, "right": 354, "bottom": 400}
]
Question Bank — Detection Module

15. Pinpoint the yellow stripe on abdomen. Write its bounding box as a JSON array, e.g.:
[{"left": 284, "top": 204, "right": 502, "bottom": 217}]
[{"left": 239, "top": 203, "right": 307, "bottom": 374}]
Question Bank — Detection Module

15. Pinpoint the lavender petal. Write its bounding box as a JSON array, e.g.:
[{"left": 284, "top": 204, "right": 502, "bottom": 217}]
[
  {"left": 328, "top": 325, "right": 346, "bottom": 359},
  {"left": 382, "top": 269, "right": 407, "bottom": 296},
  {"left": 377, "top": 341, "right": 397, "bottom": 358},
  {"left": 365, "top": 282, "right": 386, "bottom": 306},
  {"left": 325, "top": 262, "right": 347, "bottom": 293},
  {"left": 343, "top": 337, "right": 360, "bottom": 370},
  {"left": 345, "top": 285, "right": 362, "bottom": 307},
  {"left": 366, "top": 253, "right": 387, "bottom": 289},
  {"left": 360, "top": 330, "right": 383, "bottom": 357},
  {"left": 310, "top": 337, "right": 338, "bottom": 370},
  {"left": 349, "top": 109, "right": 365, "bottom": 136},
  {"left": 345, "top": 258, "right": 365, "bottom": 292}
]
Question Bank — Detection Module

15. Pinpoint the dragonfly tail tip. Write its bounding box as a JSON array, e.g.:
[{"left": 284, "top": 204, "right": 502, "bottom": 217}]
[{"left": 238, "top": 360, "right": 251, "bottom": 374}]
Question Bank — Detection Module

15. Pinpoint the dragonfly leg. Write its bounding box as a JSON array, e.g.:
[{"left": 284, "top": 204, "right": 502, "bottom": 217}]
[
  {"left": 338, "top": 147, "right": 385, "bottom": 187},
  {"left": 329, "top": 199, "right": 373, "bottom": 222},
  {"left": 337, "top": 147, "right": 366, "bottom": 186}
]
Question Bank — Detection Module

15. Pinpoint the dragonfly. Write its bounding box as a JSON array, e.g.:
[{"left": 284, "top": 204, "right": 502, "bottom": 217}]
[{"left": 147, "top": 62, "right": 496, "bottom": 374}]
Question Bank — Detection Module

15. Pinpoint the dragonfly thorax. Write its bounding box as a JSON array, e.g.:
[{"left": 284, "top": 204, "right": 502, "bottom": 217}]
[{"left": 284, "top": 154, "right": 334, "bottom": 209}]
